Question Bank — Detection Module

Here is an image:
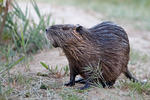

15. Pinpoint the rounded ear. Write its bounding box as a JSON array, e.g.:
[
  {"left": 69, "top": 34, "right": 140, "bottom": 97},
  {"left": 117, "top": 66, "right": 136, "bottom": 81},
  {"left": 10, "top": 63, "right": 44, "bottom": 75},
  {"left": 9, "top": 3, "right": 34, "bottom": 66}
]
[{"left": 76, "top": 25, "right": 83, "bottom": 34}]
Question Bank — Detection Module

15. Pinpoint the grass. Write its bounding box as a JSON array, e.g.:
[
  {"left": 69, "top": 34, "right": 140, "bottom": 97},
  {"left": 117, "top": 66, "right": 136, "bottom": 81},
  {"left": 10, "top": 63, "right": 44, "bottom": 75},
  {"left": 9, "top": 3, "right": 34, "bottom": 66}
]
[
  {"left": 120, "top": 80, "right": 150, "bottom": 96},
  {"left": 1, "top": 0, "right": 52, "bottom": 55},
  {"left": 128, "top": 49, "right": 150, "bottom": 97},
  {"left": 128, "top": 82, "right": 150, "bottom": 95},
  {"left": 0, "top": 0, "right": 53, "bottom": 99},
  {"left": 60, "top": 88, "right": 85, "bottom": 100},
  {"left": 34, "top": 0, "right": 150, "bottom": 31},
  {"left": 129, "top": 48, "right": 149, "bottom": 65},
  {"left": 0, "top": 71, "right": 86, "bottom": 99},
  {"left": 40, "top": 62, "right": 69, "bottom": 77},
  {"left": 82, "top": 61, "right": 106, "bottom": 88},
  {"left": 10, "top": 72, "right": 33, "bottom": 86},
  {"left": 0, "top": 46, "right": 24, "bottom": 99}
]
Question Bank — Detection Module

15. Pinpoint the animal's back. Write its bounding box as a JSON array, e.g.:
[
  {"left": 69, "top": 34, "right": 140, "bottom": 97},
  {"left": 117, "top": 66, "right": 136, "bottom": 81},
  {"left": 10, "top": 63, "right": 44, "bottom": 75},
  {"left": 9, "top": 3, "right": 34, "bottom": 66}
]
[
  {"left": 90, "top": 21, "right": 129, "bottom": 41},
  {"left": 87, "top": 21, "right": 130, "bottom": 82}
]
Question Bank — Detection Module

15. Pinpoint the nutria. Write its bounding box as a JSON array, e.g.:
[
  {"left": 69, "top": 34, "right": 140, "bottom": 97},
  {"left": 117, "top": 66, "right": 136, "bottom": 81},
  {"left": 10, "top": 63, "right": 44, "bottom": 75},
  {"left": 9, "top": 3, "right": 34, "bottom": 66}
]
[{"left": 46, "top": 21, "right": 138, "bottom": 89}]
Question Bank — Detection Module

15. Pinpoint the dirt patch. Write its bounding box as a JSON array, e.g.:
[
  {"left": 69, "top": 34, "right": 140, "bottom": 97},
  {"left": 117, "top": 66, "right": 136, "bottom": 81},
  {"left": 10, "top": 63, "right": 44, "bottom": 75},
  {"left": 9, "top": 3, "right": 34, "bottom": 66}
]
[{"left": 29, "top": 48, "right": 68, "bottom": 73}]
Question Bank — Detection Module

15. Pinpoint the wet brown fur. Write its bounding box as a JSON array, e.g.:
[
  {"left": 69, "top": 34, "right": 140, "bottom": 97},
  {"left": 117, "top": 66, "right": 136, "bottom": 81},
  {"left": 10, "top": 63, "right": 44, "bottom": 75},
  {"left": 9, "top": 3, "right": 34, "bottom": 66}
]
[{"left": 46, "top": 21, "right": 137, "bottom": 88}]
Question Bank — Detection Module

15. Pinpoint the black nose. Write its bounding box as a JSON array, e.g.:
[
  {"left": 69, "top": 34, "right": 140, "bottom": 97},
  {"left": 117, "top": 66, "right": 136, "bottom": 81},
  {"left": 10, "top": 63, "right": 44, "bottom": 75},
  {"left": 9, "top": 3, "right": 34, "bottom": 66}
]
[{"left": 46, "top": 29, "right": 48, "bottom": 32}]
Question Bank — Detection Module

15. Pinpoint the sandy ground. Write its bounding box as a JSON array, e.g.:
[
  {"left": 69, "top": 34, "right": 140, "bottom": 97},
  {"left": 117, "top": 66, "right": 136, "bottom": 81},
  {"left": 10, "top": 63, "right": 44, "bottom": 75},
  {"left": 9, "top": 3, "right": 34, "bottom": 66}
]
[{"left": 13, "top": 2, "right": 150, "bottom": 100}]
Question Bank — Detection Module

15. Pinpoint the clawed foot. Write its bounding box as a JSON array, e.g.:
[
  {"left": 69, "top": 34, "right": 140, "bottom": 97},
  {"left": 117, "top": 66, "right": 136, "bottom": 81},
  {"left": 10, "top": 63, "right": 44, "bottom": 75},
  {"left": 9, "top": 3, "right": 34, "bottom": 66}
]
[
  {"left": 65, "top": 78, "right": 86, "bottom": 86},
  {"left": 101, "top": 81, "right": 115, "bottom": 88},
  {"left": 64, "top": 81, "right": 75, "bottom": 86},
  {"left": 65, "top": 79, "right": 114, "bottom": 90},
  {"left": 65, "top": 78, "right": 91, "bottom": 90}
]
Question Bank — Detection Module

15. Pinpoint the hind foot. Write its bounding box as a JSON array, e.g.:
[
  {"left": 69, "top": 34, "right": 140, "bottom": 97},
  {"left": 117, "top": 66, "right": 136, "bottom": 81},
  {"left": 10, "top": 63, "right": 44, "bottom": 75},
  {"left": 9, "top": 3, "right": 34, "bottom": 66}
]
[
  {"left": 65, "top": 74, "right": 76, "bottom": 86},
  {"left": 64, "top": 81, "right": 75, "bottom": 86},
  {"left": 101, "top": 81, "right": 115, "bottom": 88},
  {"left": 106, "top": 82, "right": 115, "bottom": 88}
]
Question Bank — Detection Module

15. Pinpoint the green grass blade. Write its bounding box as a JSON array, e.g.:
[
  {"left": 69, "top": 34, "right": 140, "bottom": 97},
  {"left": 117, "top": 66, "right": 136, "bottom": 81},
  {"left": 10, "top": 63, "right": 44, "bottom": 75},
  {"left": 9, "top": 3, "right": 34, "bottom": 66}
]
[
  {"left": 24, "top": 33, "right": 30, "bottom": 49},
  {"left": 21, "top": 28, "right": 26, "bottom": 53},
  {"left": 31, "top": 0, "right": 41, "bottom": 19},
  {"left": 40, "top": 62, "right": 49, "bottom": 70},
  {"left": 23, "top": 19, "right": 29, "bottom": 34},
  {"left": 46, "top": 15, "right": 51, "bottom": 26},
  {"left": 9, "top": 56, "right": 25, "bottom": 69},
  {"left": 0, "top": 56, "right": 24, "bottom": 74},
  {"left": 25, "top": 4, "right": 28, "bottom": 17},
  {"left": 12, "top": 1, "right": 26, "bottom": 21}
]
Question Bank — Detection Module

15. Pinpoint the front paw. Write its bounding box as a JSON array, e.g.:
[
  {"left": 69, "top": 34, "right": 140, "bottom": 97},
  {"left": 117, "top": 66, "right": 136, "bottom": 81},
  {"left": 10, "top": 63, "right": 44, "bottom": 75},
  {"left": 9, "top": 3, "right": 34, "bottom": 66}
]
[{"left": 64, "top": 81, "right": 75, "bottom": 86}]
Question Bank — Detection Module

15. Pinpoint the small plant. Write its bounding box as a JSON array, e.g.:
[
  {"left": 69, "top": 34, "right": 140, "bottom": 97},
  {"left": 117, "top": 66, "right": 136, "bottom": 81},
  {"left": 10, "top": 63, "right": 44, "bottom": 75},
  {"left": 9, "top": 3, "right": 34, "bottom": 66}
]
[
  {"left": 83, "top": 61, "right": 106, "bottom": 88},
  {"left": 0, "top": 46, "right": 24, "bottom": 98},
  {"left": 40, "top": 83, "right": 48, "bottom": 90},
  {"left": 1, "top": 0, "right": 52, "bottom": 55},
  {"left": 63, "top": 65, "right": 69, "bottom": 76},
  {"left": 0, "top": 46, "right": 24, "bottom": 75},
  {"left": 40, "top": 62, "right": 59, "bottom": 74},
  {"left": 40, "top": 62, "right": 69, "bottom": 78},
  {"left": 10, "top": 72, "right": 33, "bottom": 86},
  {"left": 121, "top": 80, "right": 150, "bottom": 95}
]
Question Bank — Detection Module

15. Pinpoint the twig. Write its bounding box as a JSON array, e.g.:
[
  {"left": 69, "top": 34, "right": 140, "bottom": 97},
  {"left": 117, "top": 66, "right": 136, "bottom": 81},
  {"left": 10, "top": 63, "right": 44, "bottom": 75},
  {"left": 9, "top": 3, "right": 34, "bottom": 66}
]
[{"left": 0, "top": 0, "right": 11, "bottom": 41}]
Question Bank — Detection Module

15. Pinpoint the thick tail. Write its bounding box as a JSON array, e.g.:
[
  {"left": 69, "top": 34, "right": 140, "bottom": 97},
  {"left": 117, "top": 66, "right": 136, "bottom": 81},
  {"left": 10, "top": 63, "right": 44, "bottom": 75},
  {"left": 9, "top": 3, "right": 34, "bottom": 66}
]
[{"left": 124, "top": 68, "right": 139, "bottom": 82}]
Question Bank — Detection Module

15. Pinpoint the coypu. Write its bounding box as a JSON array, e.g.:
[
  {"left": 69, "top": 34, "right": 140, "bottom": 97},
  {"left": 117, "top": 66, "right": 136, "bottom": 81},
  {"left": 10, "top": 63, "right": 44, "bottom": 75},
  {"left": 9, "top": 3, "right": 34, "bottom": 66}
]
[{"left": 46, "top": 21, "right": 138, "bottom": 89}]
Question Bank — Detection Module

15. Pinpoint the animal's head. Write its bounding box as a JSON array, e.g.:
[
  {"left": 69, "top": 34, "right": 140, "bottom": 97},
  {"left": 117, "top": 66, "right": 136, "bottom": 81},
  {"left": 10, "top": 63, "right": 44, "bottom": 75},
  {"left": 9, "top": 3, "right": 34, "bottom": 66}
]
[{"left": 46, "top": 24, "right": 89, "bottom": 48}]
